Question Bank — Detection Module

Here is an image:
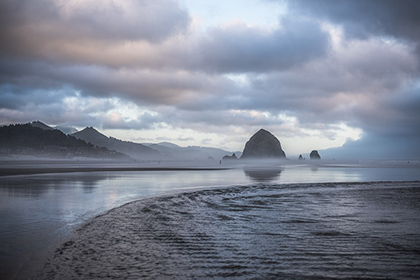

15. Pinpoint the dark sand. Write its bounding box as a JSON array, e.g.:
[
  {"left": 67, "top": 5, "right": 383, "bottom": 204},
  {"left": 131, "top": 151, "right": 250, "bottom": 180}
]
[
  {"left": 36, "top": 181, "right": 420, "bottom": 280},
  {"left": 0, "top": 160, "right": 229, "bottom": 177}
]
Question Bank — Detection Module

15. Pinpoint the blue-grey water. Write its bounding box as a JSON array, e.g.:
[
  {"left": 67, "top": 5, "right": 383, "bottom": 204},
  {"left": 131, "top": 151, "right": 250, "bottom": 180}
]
[{"left": 1, "top": 160, "right": 420, "bottom": 279}]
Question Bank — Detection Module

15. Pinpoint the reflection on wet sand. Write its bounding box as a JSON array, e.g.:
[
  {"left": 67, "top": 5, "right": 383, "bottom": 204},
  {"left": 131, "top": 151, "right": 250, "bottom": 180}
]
[
  {"left": 243, "top": 168, "right": 283, "bottom": 182},
  {"left": 0, "top": 173, "right": 113, "bottom": 197},
  {"left": 0, "top": 173, "right": 118, "bottom": 280}
]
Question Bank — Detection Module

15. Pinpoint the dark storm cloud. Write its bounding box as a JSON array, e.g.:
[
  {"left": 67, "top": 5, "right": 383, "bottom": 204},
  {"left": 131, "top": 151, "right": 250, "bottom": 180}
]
[
  {"left": 291, "top": 0, "right": 420, "bottom": 38},
  {"left": 288, "top": 0, "right": 420, "bottom": 49},
  {"left": 192, "top": 18, "right": 329, "bottom": 73},
  {"left": 365, "top": 85, "right": 420, "bottom": 137}
]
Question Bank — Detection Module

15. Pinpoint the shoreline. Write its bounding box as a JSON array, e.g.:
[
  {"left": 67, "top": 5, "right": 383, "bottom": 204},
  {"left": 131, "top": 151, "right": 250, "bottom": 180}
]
[
  {"left": 0, "top": 166, "right": 231, "bottom": 177},
  {"left": 1, "top": 158, "right": 419, "bottom": 177},
  {"left": 0, "top": 159, "right": 233, "bottom": 177}
]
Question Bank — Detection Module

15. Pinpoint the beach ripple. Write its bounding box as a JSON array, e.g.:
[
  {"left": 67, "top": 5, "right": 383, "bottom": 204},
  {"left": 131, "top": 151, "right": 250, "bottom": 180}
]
[{"left": 37, "top": 182, "right": 420, "bottom": 279}]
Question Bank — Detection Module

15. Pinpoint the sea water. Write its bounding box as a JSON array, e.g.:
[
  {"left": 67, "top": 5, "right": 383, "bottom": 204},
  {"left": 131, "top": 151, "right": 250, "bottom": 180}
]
[{"left": 1, "top": 160, "right": 419, "bottom": 279}]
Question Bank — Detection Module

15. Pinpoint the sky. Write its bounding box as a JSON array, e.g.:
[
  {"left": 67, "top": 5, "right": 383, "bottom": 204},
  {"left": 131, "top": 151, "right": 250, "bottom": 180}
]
[{"left": 0, "top": 0, "right": 419, "bottom": 159}]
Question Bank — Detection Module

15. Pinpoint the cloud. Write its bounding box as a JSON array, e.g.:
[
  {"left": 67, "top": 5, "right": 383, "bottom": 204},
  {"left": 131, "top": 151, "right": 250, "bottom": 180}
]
[
  {"left": 0, "top": 0, "right": 191, "bottom": 69},
  {"left": 0, "top": 0, "right": 191, "bottom": 43},
  {"left": 1, "top": 0, "right": 419, "bottom": 158},
  {"left": 247, "top": 37, "right": 417, "bottom": 115},
  {"left": 0, "top": 0, "right": 329, "bottom": 73},
  {"left": 190, "top": 19, "right": 329, "bottom": 73},
  {"left": 287, "top": 0, "right": 420, "bottom": 60},
  {"left": 288, "top": 0, "right": 420, "bottom": 40}
]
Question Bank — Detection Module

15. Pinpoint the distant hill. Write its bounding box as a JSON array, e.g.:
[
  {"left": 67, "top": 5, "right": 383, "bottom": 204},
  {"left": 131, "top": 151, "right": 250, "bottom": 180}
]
[
  {"left": 0, "top": 123, "right": 129, "bottom": 160},
  {"left": 145, "top": 142, "right": 238, "bottom": 161},
  {"left": 55, "top": 125, "right": 78, "bottom": 135},
  {"left": 72, "top": 127, "right": 162, "bottom": 160},
  {"left": 29, "top": 120, "right": 54, "bottom": 130},
  {"left": 3, "top": 121, "right": 238, "bottom": 161},
  {"left": 29, "top": 120, "right": 78, "bottom": 135}
]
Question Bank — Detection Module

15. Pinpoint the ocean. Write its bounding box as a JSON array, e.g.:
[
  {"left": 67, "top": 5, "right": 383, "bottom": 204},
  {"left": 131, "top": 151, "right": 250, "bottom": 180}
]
[{"left": 1, "top": 160, "right": 419, "bottom": 279}]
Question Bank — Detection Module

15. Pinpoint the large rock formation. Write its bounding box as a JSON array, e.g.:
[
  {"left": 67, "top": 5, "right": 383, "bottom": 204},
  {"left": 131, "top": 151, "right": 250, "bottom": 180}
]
[
  {"left": 310, "top": 150, "right": 321, "bottom": 160},
  {"left": 241, "top": 129, "right": 286, "bottom": 159}
]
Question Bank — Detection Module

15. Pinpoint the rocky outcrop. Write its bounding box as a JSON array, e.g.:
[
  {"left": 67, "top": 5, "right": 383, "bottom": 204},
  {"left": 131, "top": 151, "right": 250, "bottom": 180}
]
[
  {"left": 310, "top": 150, "right": 321, "bottom": 160},
  {"left": 222, "top": 153, "right": 238, "bottom": 160},
  {"left": 241, "top": 129, "right": 286, "bottom": 159},
  {"left": 298, "top": 154, "right": 304, "bottom": 160}
]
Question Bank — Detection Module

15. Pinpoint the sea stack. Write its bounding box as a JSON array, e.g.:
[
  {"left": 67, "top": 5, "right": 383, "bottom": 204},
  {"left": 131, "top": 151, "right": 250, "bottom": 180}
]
[
  {"left": 310, "top": 150, "right": 321, "bottom": 160},
  {"left": 241, "top": 129, "right": 286, "bottom": 159}
]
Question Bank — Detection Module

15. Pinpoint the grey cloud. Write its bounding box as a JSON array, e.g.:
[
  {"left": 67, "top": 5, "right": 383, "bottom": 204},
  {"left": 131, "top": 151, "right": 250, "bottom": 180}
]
[
  {"left": 191, "top": 19, "right": 329, "bottom": 73},
  {"left": 0, "top": 101, "right": 77, "bottom": 126},
  {"left": 241, "top": 37, "right": 418, "bottom": 119},
  {"left": 58, "top": 0, "right": 191, "bottom": 42},
  {"left": 0, "top": 0, "right": 330, "bottom": 74},
  {"left": 0, "top": 82, "right": 76, "bottom": 110},
  {"left": 101, "top": 111, "right": 165, "bottom": 130},
  {"left": 59, "top": 67, "right": 221, "bottom": 107},
  {"left": 288, "top": 0, "right": 420, "bottom": 43},
  {"left": 362, "top": 86, "right": 420, "bottom": 137},
  {"left": 0, "top": 0, "right": 190, "bottom": 59},
  {"left": 0, "top": 57, "right": 217, "bottom": 108},
  {"left": 158, "top": 109, "right": 288, "bottom": 135}
]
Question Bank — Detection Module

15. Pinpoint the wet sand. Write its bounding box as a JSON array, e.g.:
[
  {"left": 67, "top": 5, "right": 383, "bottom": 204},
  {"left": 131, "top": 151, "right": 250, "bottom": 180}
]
[
  {"left": 0, "top": 160, "right": 229, "bottom": 177},
  {"left": 0, "top": 166, "right": 229, "bottom": 176},
  {"left": 2, "top": 159, "right": 419, "bottom": 279},
  {"left": 35, "top": 181, "right": 420, "bottom": 279}
]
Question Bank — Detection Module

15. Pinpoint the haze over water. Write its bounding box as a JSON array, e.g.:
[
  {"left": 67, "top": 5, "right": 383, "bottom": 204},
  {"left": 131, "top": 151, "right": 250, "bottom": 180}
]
[{"left": 1, "top": 160, "right": 420, "bottom": 279}]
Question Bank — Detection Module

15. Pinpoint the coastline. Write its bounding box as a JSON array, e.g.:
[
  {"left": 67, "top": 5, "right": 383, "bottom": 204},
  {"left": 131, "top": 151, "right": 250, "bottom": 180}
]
[
  {"left": 1, "top": 158, "right": 419, "bottom": 177},
  {"left": 0, "top": 166, "right": 230, "bottom": 177},
  {"left": 0, "top": 159, "right": 231, "bottom": 177}
]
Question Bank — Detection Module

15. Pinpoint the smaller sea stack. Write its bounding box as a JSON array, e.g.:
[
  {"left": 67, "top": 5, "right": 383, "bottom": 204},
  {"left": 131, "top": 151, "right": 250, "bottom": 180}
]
[{"left": 310, "top": 150, "right": 321, "bottom": 160}]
